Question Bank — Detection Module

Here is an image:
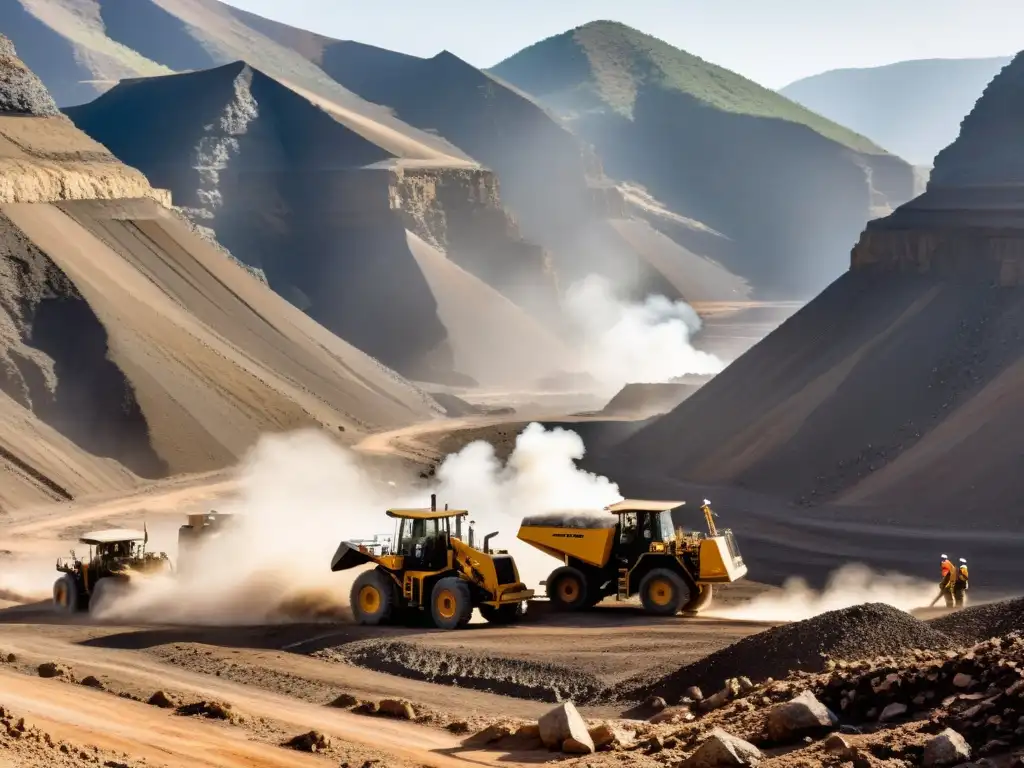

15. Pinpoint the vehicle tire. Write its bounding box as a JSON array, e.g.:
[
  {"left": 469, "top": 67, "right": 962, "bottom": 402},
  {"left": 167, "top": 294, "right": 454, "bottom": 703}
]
[
  {"left": 430, "top": 577, "right": 473, "bottom": 630},
  {"left": 350, "top": 569, "right": 397, "bottom": 626},
  {"left": 639, "top": 569, "right": 689, "bottom": 616},
  {"left": 683, "top": 583, "right": 714, "bottom": 613},
  {"left": 88, "top": 577, "right": 129, "bottom": 616},
  {"left": 479, "top": 602, "right": 525, "bottom": 625},
  {"left": 545, "top": 566, "right": 589, "bottom": 611},
  {"left": 52, "top": 575, "right": 80, "bottom": 614}
]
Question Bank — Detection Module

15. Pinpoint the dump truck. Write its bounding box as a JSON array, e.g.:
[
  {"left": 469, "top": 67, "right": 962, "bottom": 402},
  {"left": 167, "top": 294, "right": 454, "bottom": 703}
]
[
  {"left": 517, "top": 498, "right": 746, "bottom": 616},
  {"left": 330, "top": 495, "right": 534, "bottom": 629},
  {"left": 177, "top": 511, "right": 236, "bottom": 574},
  {"left": 53, "top": 528, "right": 170, "bottom": 614}
]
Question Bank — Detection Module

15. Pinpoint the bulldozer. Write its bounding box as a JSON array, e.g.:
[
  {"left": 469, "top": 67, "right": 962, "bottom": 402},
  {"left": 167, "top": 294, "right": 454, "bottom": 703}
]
[
  {"left": 52, "top": 528, "right": 170, "bottom": 614},
  {"left": 177, "top": 511, "right": 236, "bottom": 574},
  {"left": 517, "top": 498, "right": 746, "bottom": 616},
  {"left": 330, "top": 495, "right": 534, "bottom": 629}
]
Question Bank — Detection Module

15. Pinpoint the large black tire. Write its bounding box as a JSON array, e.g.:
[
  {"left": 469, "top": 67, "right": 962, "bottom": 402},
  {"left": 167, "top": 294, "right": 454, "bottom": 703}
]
[
  {"left": 52, "top": 574, "right": 80, "bottom": 614},
  {"left": 545, "top": 566, "right": 590, "bottom": 611},
  {"left": 429, "top": 577, "right": 473, "bottom": 630},
  {"left": 350, "top": 570, "right": 397, "bottom": 626},
  {"left": 639, "top": 569, "right": 689, "bottom": 616},
  {"left": 683, "top": 583, "right": 714, "bottom": 613},
  {"left": 479, "top": 602, "right": 525, "bottom": 625}
]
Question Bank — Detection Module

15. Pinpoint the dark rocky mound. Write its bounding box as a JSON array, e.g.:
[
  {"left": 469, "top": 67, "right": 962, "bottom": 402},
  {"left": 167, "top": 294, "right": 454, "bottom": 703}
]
[
  {"left": 929, "top": 596, "right": 1024, "bottom": 645},
  {"left": 626, "top": 604, "right": 955, "bottom": 704},
  {"left": 324, "top": 639, "right": 605, "bottom": 704},
  {"left": 0, "top": 34, "right": 59, "bottom": 116}
]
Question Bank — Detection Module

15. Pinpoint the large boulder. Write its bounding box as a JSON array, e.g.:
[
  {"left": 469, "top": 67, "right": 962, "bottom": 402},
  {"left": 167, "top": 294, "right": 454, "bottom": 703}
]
[
  {"left": 538, "top": 701, "right": 594, "bottom": 754},
  {"left": 923, "top": 728, "right": 971, "bottom": 767},
  {"left": 680, "top": 728, "right": 763, "bottom": 767},
  {"left": 765, "top": 690, "right": 838, "bottom": 742},
  {"left": 588, "top": 722, "right": 636, "bottom": 750}
]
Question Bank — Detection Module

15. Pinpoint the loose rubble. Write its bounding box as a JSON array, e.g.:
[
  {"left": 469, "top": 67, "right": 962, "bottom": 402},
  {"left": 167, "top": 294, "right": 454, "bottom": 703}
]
[
  {"left": 282, "top": 730, "right": 330, "bottom": 753},
  {"left": 625, "top": 603, "right": 955, "bottom": 703},
  {"left": 930, "top": 596, "right": 1024, "bottom": 645}
]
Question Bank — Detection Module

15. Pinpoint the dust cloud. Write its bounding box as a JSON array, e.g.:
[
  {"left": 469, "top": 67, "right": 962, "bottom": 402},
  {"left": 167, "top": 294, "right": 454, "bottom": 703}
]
[
  {"left": 0, "top": 555, "right": 55, "bottom": 603},
  {"left": 707, "top": 563, "right": 939, "bottom": 622},
  {"left": 92, "top": 423, "right": 622, "bottom": 624},
  {"left": 564, "top": 274, "right": 725, "bottom": 390}
]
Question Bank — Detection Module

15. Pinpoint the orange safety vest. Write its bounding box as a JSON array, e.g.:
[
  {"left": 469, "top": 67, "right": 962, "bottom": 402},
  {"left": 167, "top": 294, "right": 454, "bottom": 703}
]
[
  {"left": 940, "top": 560, "right": 954, "bottom": 588},
  {"left": 958, "top": 564, "right": 969, "bottom": 583}
]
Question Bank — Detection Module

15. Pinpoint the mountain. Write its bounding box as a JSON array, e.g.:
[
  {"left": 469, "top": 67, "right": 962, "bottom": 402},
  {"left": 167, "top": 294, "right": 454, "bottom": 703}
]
[
  {"left": 65, "top": 62, "right": 571, "bottom": 385},
  {"left": 491, "top": 21, "right": 918, "bottom": 298},
  {"left": 609, "top": 52, "right": 1024, "bottom": 534},
  {"left": 781, "top": 57, "right": 1013, "bottom": 167},
  {"left": 0, "top": 35, "right": 440, "bottom": 507}
]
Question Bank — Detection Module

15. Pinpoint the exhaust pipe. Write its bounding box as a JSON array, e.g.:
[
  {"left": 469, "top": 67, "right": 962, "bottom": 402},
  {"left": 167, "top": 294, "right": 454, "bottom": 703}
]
[
  {"left": 483, "top": 531, "right": 498, "bottom": 554},
  {"left": 430, "top": 493, "right": 436, "bottom": 511}
]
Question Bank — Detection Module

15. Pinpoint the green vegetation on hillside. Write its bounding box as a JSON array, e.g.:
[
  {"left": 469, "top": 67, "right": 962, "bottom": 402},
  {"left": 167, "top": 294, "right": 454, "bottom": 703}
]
[{"left": 492, "top": 20, "right": 885, "bottom": 155}]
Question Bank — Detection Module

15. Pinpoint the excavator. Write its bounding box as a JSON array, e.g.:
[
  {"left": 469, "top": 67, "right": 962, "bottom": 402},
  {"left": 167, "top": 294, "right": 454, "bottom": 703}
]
[{"left": 330, "top": 495, "right": 534, "bottom": 629}]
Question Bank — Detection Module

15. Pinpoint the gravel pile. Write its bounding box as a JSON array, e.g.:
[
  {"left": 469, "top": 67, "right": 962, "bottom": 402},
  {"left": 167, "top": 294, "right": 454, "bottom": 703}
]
[
  {"left": 929, "top": 596, "right": 1024, "bottom": 645},
  {"left": 0, "top": 36, "right": 60, "bottom": 117},
  {"left": 325, "top": 639, "right": 605, "bottom": 703},
  {"left": 625, "top": 603, "right": 955, "bottom": 704}
]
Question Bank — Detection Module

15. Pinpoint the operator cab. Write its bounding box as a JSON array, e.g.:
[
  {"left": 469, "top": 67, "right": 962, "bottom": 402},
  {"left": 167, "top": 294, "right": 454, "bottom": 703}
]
[
  {"left": 606, "top": 500, "right": 683, "bottom": 553},
  {"left": 77, "top": 529, "right": 147, "bottom": 563},
  {"left": 384, "top": 503, "right": 469, "bottom": 572}
]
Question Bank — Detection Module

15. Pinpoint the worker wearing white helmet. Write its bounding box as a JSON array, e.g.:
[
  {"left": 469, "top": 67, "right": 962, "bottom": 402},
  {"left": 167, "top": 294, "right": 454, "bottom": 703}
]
[
  {"left": 954, "top": 558, "right": 969, "bottom": 607},
  {"left": 938, "top": 555, "right": 955, "bottom": 608}
]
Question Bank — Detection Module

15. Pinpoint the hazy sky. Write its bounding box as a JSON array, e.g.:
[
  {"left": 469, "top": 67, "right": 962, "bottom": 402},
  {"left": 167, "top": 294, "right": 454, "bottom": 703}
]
[{"left": 220, "top": 0, "right": 1021, "bottom": 88}]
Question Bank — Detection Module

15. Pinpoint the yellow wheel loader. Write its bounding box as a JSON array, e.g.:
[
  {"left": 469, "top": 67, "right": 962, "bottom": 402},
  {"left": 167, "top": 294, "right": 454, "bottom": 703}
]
[
  {"left": 330, "top": 495, "right": 534, "bottom": 630},
  {"left": 517, "top": 498, "right": 746, "bottom": 616}
]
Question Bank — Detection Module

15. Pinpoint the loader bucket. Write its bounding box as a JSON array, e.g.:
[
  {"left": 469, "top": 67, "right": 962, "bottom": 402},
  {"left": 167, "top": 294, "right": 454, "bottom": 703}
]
[{"left": 330, "top": 541, "right": 374, "bottom": 572}]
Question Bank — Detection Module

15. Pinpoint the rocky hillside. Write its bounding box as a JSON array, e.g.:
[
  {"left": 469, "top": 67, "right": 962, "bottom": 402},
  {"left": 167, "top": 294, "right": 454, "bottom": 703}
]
[
  {"left": 491, "top": 21, "right": 918, "bottom": 298},
  {"left": 609, "top": 50, "right": 1024, "bottom": 529},
  {"left": 66, "top": 62, "right": 569, "bottom": 385},
  {"left": 781, "top": 56, "right": 1012, "bottom": 166},
  {"left": 0, "top": 36, "right": 441, "bottom": 508}
]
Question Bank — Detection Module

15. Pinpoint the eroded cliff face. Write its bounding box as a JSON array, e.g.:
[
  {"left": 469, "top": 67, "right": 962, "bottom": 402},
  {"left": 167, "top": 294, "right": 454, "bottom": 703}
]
[
  {"left": 850, "top": 53, "right": 1024, "bottom": 280},
  {"left": 67, "top": 61, "right": 558, "bottom": 382},
  {"left": 0, "top": 212, "right": 165, "bottom": 480}
]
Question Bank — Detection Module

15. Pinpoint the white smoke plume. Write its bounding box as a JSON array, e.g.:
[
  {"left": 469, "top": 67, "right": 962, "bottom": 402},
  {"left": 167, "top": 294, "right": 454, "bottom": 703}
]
[
  {"left": 0, "top": 555, "right": 55, "bottom": 603},
  {"left": 706, "top": 563, "right": 939, "bottom": 622},
  {"left": 93, "top": 423, "right": 622, "bottom": 624},
  {"left": 563, "top": 275, "right": 725, "bottom": 390}
]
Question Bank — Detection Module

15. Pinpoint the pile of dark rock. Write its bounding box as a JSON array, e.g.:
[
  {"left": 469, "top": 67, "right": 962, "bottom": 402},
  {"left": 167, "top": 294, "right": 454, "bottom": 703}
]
[
  {"left": 930, "top": 596, "right": 1024, "bottom": 646},
  {"left": 625, "top": 603, "right": 955, "bottom": 704}
]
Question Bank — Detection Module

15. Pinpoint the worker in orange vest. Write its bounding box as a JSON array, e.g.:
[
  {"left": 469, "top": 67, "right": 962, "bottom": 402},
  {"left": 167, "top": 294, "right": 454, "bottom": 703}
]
[
  {"left": 954, "top": 558, "right": 969, "bottom": 607},
  {"left": 938, "top": 554, "right": 955, "bottom": 608}
]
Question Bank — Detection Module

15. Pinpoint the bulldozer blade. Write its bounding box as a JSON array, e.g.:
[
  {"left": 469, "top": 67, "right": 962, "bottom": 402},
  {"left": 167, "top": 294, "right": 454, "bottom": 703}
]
[{"left": 330, "top": 541, "right": 374, "bottom": 572}]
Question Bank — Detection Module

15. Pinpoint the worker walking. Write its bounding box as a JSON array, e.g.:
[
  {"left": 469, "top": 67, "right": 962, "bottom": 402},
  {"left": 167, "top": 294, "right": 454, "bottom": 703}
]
[
  {"left": 954, "top": 558, "right": 969, "bottom": 607},
  {"left": 938, "top": 554, "right": 956, "bottom": 608}
]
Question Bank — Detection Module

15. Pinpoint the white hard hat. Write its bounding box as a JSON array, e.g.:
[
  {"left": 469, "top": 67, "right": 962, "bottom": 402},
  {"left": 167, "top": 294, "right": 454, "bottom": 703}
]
[
  {"left": 960, "top": 558, "right": 967, "bottom": 563},
  {"left": 941, "top": 554, "right": 948, "bottom": 559}
]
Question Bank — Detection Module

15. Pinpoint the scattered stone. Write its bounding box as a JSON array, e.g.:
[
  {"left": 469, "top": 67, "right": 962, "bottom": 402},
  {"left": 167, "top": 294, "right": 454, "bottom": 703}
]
[
  {"left": 353, "top": 701, "right": 380, "bottom": 715},
  {"left": 923, "top": 728, "right": 972, "bottom": 767},
  {"left": 680, "top": 728, "right": 763, "bottom": 767},
  {"left": 37, "top": 662, "right": 69, "bottom": 679},
  {"left": 686, "top": 686, "right": 705, "bottom": 702},
  {"left": 646, "top": 696, "right": 667, "bottom": 711},
  {"left": 878, "top": 702, "right": 907, "bottom": 722},
  {"left": 80, "top": 676, "right": 104, "bottom": 690},
  {"left": 328, "top": 693, "right": 359, "bottom": 708},
  {"left": 515, "top": 723, "right": 540, "bottom": 739},
  {"left": 649, "top": 706, "right": 693, "bottom": 724},
  {"left": 175, "top": 700, "right": 233, "bottom": 721},
  {"left": 4, "top": 653, "right": 15, "bottom": 663},
  {"left": 953, "top": 673, "right": 975, "bottom": 689},
  {"left": 282, "top": 730, "right": 330, "bottom": 753},
  {"left": 446, "top": 721, "right": 470, "bottom": 735},
  {"left": 377, "top": 699, "right": 415, "bottom": 720},
  {"left": 765, "top": 690, "right": 838, "bottom": 742},
  {"left": 563, "top": 737, "right": 594, "bottom": 754},
  {"left": 147, "top": 691, "right": 177, "bottom": 709},
  {"left": 823, "top": 733, "right": 854, "bottom": 757},
  {"left": 465, "top": 722, "right": 514, "bottom": 746},
  {"left": 538, "top": 701, "right": 594, "bottom": 754},
  {"left": 589, "top": 722, "right": 636, "bottom": 750}
]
